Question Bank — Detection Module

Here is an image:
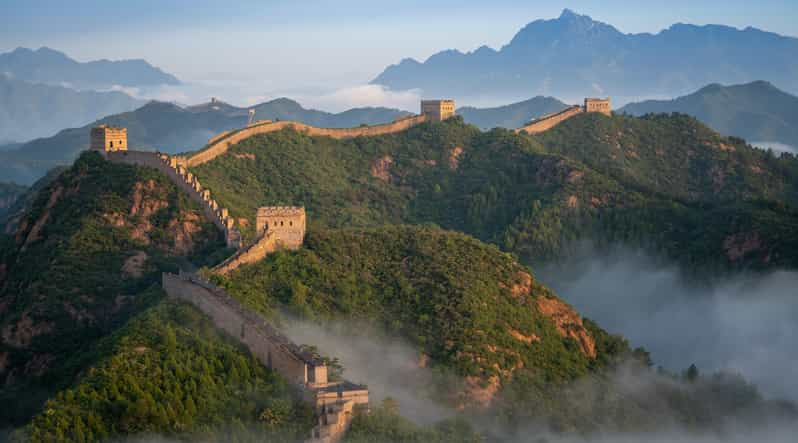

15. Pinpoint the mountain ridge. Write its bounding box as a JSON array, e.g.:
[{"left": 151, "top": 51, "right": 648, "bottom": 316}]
[
  {"left": 372, "top": 9, "right": 798, "bottom": 101},
  {"left": 0, "top": 74, "right": 144, "bottom": 144},
  {"left": 619, "top": 80, "right": 798, "bottom": 148},
  {"left": 0, "top": 97, "right": 410, "bottom": 185},
  {"left": 0, "top": 47, "right": 180, "bottom": 89}
]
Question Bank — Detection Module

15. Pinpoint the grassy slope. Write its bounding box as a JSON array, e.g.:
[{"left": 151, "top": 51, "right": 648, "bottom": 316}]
[{"left": 191, "top": 116, "right": 798, "bottom": 271}]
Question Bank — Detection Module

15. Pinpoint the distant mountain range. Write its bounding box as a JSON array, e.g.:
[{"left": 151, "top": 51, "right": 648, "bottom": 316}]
[
  {"left": 0, "top": 98, "right": 410, "bottom": 185},
  {"left": 372, "top": 9, "right": 798, "bottom": 102},
  {"left": 457, "top": 96, "right": 568, "bottom": 130},
  {"left": 0, "top": 75, "right": 144, "bottom": 144},
  {"left": 0, "top": 47, "right": 180, "bottom": 90},
  {"left": 620, "top": 81, "right": 798, "bottom": 150},
  {"left": 457, "top": 82, "right": 798, "bottom": 152}
]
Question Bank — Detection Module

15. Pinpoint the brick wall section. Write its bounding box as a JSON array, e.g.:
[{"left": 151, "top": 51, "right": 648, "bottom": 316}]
[
  {"left": 162, "top": 272, "right": 321, "bottom": 384},
  {"left": 162, "top": 272, "right": 369, "bottom": 443},
  {"left": 106, "top": 150, "right": 241, "bottom": 248},
  {"left": 515, "top": 105, "right": 585, "bottom": 134},
  {"left": 186, "top": 114, "right": 428, "bottom": 167},
  {"left": 213, "top": 231, "right": 279, "bottom": 275}
]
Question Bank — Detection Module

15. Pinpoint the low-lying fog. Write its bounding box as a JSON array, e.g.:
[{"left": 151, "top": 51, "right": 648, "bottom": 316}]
[
  {"left": 753, "top": 141, "right": 798, "bottom": 155},
  {"left": 538, "top": 248, "right": 798, "bottom": 403}
]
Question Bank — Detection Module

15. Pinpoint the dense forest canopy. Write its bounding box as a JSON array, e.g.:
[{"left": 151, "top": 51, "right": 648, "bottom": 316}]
[
  {"left": 192, "top": 114, "right": 798, "bottom": 272},
  {"left": 1, "top": 110, "right": 797, "bottom": 442}
]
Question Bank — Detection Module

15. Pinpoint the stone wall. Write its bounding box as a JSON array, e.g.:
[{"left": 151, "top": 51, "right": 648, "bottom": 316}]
[
  {"left": 186, "top": 114, "right": 429, "bottom": 167},
  {"left": 163, "top": 271, "right": 321, "bottom": 385},
  {"left": 584, "top": 97, "right": 611, "bottom": 116},
  {"left": 106, "top": 150, "right": 241, "bottom": 248},
  {"left": 162, "top": 272, "right": 369, "bottom": 443},
  {"left": 515, "top": 105, "right": 585, "bottom": 134},
  {"left": 420, "top": 100, "right": 456, "bottom": 122},
  {"left": 212, "top": 231, "right": 279, "bottom": 275},
  {"left": 91, "top": 125, "right": 128, "bottom": 152},
  {"left": 256, "top": 206, "right": 306, "bottom": 248}
]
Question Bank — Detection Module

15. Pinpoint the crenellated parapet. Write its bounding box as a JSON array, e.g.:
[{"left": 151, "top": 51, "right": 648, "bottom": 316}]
[
  {"left": 516, "top": 96, "right": 612, "bottom": 134},
  {"left": 103, "top": 149, "right": 241, "bottom": 248}
]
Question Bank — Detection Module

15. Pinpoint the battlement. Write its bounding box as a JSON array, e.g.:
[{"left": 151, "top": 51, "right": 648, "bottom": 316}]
[
  {"left": 90, "top": 124, "right": 128, "bottom": 153},
  {"left": 420, "top": 99, "right": 456, "bottom": 122},
  {"left": 257, "top": 206, "right": 306, "bottom": 217},
  {"left": 584, "top": 97, "right": 611, "bottom": 116},
  {"left": 516, "top": 96, "right": 612, "bottom": 134},
  {"left": 256, "top": 206, "right": 306, "bottom": 249}
]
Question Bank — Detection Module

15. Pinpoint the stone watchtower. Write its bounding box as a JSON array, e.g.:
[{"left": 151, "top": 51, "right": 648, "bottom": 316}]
[
  {"left": 90, "top": 124, "right": 128, "bottom": 153},
  {"left": 256, "top": 206, "right": 306, "bottom": 249},
  {"left": 421, "top": 99, "right": 456, "bottom": 122},
  {"left": 583, "top": 98, "right": 611, "bottom": 116}
]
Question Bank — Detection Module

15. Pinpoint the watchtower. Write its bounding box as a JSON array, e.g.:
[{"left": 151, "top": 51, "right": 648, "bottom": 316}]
[
  {"left": 256, "top": 206, "right": 306, "bottom": 248},
  {"left": 421, "top": 99, "right": 456, "bottom": 122},
  {"left": 90, "top": 125, "right": 128, "bottom": 153},
  {"left": 584, "top": 98, "right": 611, "bottom": 116}
]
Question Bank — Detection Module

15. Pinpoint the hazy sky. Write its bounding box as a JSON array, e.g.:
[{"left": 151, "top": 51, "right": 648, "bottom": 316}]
[{"left": 2, "top": 0, "right": 796, "bottom": 109}]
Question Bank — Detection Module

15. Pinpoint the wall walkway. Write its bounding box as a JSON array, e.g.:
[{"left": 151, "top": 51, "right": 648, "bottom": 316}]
[
  {"left": 162, "top": 271, "right": 369, "bottom": 443},
  {"left": 186, "top": 114, "right": 428, "bottom": 167},
  {"left": 515, "top": 105, "right": 585, "bottom": 134},
  {"left": 106, "top": 150, "right": 241, "bottom": 248}
]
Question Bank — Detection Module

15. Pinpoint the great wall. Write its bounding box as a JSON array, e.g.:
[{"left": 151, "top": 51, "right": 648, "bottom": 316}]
[
  {"left": 184, "top": 114, "right": 430, "bottom": 167},
  {"left": 516, "top": 97, "right": 611, "bottom": 134},
  {"left": 89, "top": 96, "right": 610, "bottom": 442}
]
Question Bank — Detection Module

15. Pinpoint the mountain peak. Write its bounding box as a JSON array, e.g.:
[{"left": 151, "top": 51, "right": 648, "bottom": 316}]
[{"left": 559, "top": 8, "right": 579, "bottom": 19}]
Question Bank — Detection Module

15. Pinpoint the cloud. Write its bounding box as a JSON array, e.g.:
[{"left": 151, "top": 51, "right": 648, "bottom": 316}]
[
  {"left": 281, "top": 319, "right": 452, "bottom": 425},
  {"left": 752, "top": 141, "right": 798, "bottom": 155},
  {"left": 296, "top": 84, "right": 422, "bottom": 113},
  {"left": 537, "top": 247, "right": 798, "bottom": 403}
]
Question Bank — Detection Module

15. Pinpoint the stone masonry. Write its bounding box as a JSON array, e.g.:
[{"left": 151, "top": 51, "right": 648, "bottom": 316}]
[
  {"left": 420, "top": 99, "right": 456, "bottom": 122},
  {"left": 105, "top": 149, "right": 241, "bottom": 248},
  {"left": 91, "top": 124, "right": 128, "bottom": 153},
  {"left": 162, "top": 272, "right": 369, "bottom": 443},
  {"left": 516, "top": 97, "right": 612, "bottom": 134},
  {"left": 185, "top": 115, "right": 429, "bottom": 167},
  {"left": 185, "top": 99, "right": 456, "bottom": 167},
  {"left": 256, "top": 206, "right": 306, "bottom": 248}
]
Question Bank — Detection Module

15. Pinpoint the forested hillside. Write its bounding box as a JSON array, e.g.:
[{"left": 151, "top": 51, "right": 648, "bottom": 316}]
[
  {"left": 0, "top": 98, "right": 408, "bottom": 186},
  {"left": 3, "top": 108, "right": 798, "bottom": 442},
  {"left": 0, "top": 153, "right": 225, "bottom": 426},
  {"left": 211, "top": 225, "right": 793, "bottom": 436},
  {"left": 192, "top": 115, "right": 798, "bottom": 271},
  {"left": 620, "top": 81, "right": 798, "bottom": 148},
  {"left": 21, "top": 301, "right": 314, "bottom": 443}
]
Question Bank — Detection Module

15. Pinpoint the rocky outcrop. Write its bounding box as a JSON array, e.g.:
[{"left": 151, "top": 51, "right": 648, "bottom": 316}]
[
  {"left": 370, "top": 155, "right": 394, "bottom": 182},
  {"left": 536, "top": 295, "right": 596, "bottom": 358},
  {"left": 106, "top": 150, "right": 241, "bottom": 248}
]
